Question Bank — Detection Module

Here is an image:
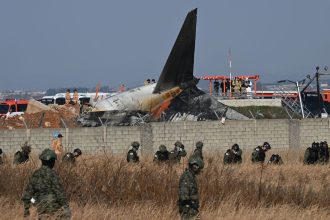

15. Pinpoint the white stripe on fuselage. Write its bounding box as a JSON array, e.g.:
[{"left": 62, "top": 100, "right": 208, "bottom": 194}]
[{"left": 92, "top": 84, "right": 157, "bottom": 112}]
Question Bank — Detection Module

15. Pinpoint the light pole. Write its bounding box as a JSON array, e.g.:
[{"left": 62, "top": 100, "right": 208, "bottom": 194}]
[{"left": 277, "top": 79, "right": 305, "bottom": 118}]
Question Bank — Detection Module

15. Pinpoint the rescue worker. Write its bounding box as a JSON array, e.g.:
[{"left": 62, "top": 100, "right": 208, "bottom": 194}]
[
  {"left": 65, "top": 89, "right": 71, "bottom": 105},
  {"left": 151, "top": 79, "right": 156, "bottom": 84},
  {"left": 0, "top": 148, "right": 4, "bottom": 165},
  {"left": 304, "top": 142, "right": 319, "bottom": 164},
  {"left": 178, "top": 156, "right": 204, "bottom": 220},
  {"left": 251, "top": 142, "right": 271, "bottom": 163},
  {"left": 62, "top": 148, "right": 82, "bottom": 164},
  {"left": 192, "top": 141, "right": 203, "bottom": 160},
  {"left": 52, "top": 133, "right": 64, "bottom": 157},
  {"left": 231, "top": 143, "right": 242, "bottom": 164},
  {"left": 318, "top": 141, "right": 329, "bottom": 164},
  {"left": 154, "top": 145, "right": 170, "bottom": 162},
  {"left": 13, "top": 142, "right": 31, "bottom": 165},
  {"left": 127, "top": 141, "right": 140, "bottom": 163},
  {"left": 169, "top": 141, "right": 187, "bottom": 163},
  {"left": 22, "top": 149, "right": 71, "bottom": 219},
  {"left": 73, "top": 89, "right": 79, "bottom": 105},
  {"left": 223, "top": 149, "right": 234, "bottom": 164},
  {"left": 268, "top": 154, "right": 283, "bottom": 165}
]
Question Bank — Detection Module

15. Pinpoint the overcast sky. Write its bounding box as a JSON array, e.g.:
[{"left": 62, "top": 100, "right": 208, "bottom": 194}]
[{"left": 0, "top": 0, "right": 329, "bottom": 91}]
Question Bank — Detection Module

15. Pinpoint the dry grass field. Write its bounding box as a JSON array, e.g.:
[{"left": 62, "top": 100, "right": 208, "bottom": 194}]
[{"left": 1, "top": 149, "right": 330, "bottom": 219}]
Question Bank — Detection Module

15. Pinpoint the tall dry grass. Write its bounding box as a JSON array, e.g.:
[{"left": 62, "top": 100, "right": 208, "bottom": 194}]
[{"left": 1, "top": 149, "right": 330, "bottom": 219}]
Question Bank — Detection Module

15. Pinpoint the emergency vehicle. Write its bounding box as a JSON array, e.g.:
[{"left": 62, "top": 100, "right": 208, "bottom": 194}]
[{"left": 0, "top": 99, "right": 28, "bottom": 117}]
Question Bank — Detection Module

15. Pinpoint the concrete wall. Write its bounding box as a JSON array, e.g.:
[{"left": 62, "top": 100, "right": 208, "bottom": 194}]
[{"left": 1, "top": 119, "right": 329, "bottom": 155}]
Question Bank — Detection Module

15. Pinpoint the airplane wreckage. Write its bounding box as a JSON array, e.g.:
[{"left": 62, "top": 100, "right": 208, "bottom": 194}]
[{"left": 79, "top": 8, "right": 248, "bottom": 126}]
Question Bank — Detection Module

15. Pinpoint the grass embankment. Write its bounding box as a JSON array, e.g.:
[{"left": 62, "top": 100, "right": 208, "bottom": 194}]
[{"left": 1, "top": 150, "right": 330, "bottom": 219}]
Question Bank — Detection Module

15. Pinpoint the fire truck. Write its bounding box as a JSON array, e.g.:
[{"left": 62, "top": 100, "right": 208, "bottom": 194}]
[{"left": 0, "top": 99, "right": 28, "bottom": 117}]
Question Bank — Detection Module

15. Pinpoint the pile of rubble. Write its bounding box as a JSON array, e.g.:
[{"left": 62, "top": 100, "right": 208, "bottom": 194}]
[{"left": 0, "top": 100, "right": 80, "bottom": 129}]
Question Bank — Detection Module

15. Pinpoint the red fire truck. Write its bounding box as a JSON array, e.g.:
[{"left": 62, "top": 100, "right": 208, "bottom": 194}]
[{"left": 0, "top": 99, "right": 28, "bottom": 117}]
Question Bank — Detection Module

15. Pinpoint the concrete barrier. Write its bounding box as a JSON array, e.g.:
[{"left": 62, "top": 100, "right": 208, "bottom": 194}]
[{"left": 1, "top": 119, "right": 329, "bottom": 155}]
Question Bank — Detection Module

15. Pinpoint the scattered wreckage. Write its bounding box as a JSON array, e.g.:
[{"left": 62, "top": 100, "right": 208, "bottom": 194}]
[{"left": 78, "top": 8, "right": 248, "bottom": 127}]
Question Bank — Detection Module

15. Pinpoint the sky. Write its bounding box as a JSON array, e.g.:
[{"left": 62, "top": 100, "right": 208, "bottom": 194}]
[{"left": 0, "top": 0, "right": 329, "bottom": 91}]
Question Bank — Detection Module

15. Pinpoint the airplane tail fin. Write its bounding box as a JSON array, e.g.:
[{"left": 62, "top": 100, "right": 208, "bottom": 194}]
[{"left": 153, "top": 8, "right": 197, "bottom": 94}]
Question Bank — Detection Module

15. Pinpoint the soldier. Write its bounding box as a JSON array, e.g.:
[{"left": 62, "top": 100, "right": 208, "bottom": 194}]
[
  {"left": 251, "top": 142, "right": 271, "bottom": 163},
  {"left": 318, "top": 141, "right": 329, "bottom": 164},
  {"left": 127, "top": 141, "right": 140, "bottom": 163},
  {"left": 65, "top": 89, "right": 71, "bottom": 105},
  {"left": 52, "top": 133, "right": 64, "bottom": 157},
  {"left": 62, "top": 148, "right": 82, "bottom": 164},
  {"left": 231, "top": 143, "right": 242, "bottom": 164},
  {"left": 73, "top": 89, "right": 79, "bottom": 105},
  {"left": 22, "top": 149, "right": 71, "bottom": 219},
  {"left": 304, "top": 142, "right": 319, "bottom": 164},
  {"left": 268, "top": 154, "right": 283, "bottom": 165},
  {"left": 13, "top": 142, "right": 31, "bottom": 165},
  {"left": 0, "top": 148, "right": 4, "bottom": 165},
  {"left": 223, "top": 149, "right": 234, "bottom": 164},
  {"left": 192, "top": 141, "right": 203, "bottom": 160},
  {"left": 169, "top": 141, "right": 187, "bottom": 163},
  {"left": 178, "top": 156, "right": 204, "bottom": 220},
  {"left": 154, "top": 145, "right": 170, "bottom": 162}
]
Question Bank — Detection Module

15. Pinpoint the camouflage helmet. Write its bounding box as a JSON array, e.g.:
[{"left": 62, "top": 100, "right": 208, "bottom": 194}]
[
  {"left": 263, "top": 142, "right": 271, "bottom": 150},
  {"left": 188, "top": 156, "right": 204, "bottom": 169},
  {"left": 131, "top": 141, "right": 140, "bottom": 149},
  {"left": 39, "top": 149, "right": 57, "bottom": 161},
  {"left": 195, "top": 141, "right": 203, "bottom": 149},
  {"left": 175, "top": 141, "right": 183, "bottom": 148},
  {"left": 73, "top": 148, "right": 82, "bottom": 156},
  {"left": 231, "top": 143, "right": 240, "bottom": 151},
  {"left": 159, "top": 145, "right": 167, "bottom": 152}
]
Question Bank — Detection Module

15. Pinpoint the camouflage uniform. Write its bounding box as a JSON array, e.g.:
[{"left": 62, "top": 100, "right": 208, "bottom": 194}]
[
  {"left": 223, "top": 149, "right": 234, "bottom": 164},
  {"left": 169, "top": 141, "right": 187, "bottom": 163},
  {"left": 251, "top": 142, "right": 271, "bottom": 163},
  {"left": 231, "top": 144, "right": 242, "bottom": 164},
  {"left": 268, "top": 154, "right": 283, "bottom": 165},
  {"left": 192, "top": 141, "right": 203, "bottom": 160},
  {"left": 13, "top": 142, "right": 31, "bottom": 165},
  {"left": 154, "top": 145, "right": 169, "bottom": 162},
  {"left": 127, "top": 141, "right": 140, "bottom": 163},
  {"left": 178, "top": 157, "right": 204, "bottom": 220},
  {"left": 304, "top": 142, "right": 319, "bottom": 164},
  {"left": 318, "top": 141, "right": 329, "bottom": 164},
  {"left": 62, "top": 148, "right": 82, "bottom": 164},
  {"left": 22, "top": 149, "right": 70, "bottom": 219}
]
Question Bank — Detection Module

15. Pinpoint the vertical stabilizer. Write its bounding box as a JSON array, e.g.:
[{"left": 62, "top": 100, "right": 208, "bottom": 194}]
[{"left": 153, "top": 8, "right": 197, "bottom": 94}]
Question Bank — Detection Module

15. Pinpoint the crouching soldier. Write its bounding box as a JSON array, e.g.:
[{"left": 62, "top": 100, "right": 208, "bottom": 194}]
[
  {"left": 62, "top": 148, "right": 82, "bottom": 164},
  {"left": 13, "top": 142, "right": 31, "bottom": 165},
  {"left": 169, "top": 141, "right": 187, "bottom": 163},
  {"left": 178, "top": 156, "right": 204, "bottom": 220},
  {"left": 304, "top": 142, "right": 319, "bottom": 164},
  {"left": 154, "top": 145, "right": 170, "bottom": 162},
  {"left": 127, "top": 141, "right": 140, "bottom": 163},
  {"left": 268, "top": 154, "right": 283, "bottom": 165},
  {"left": 318, "top": 141, "right": 329, "bottom": 164},
  {"left": 251, "top": 142, "right": 271, "bottom": 163},
  {"left": 192, "top": 141, "right": 204, "bottom": 160},
  {"left": 231, "top": 144, "right": 242, "bottom": 164},
  {"left": 223, "top": 149, "right": 234, "bottom": 164},
  {"left": 22, "top": 149, "right": 71, "bottom": 219}
]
